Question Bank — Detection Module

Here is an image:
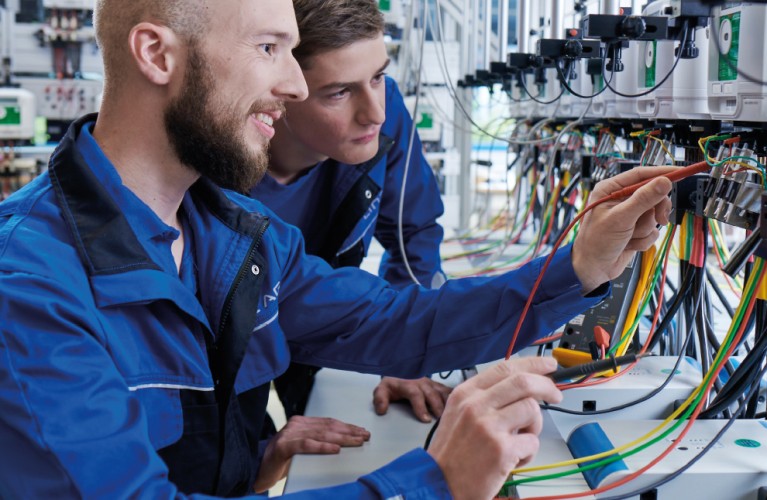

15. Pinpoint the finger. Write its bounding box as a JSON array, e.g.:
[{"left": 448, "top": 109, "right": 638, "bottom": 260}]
[
  {"left": 284, "top": 438, "right": 343, "bottom": 456},
  {"left": 406, "top": 389, "right": 432, "bottom": 423},
  {"left": 490, "top": 396, "right": 545, "bottom": 438},
  {"left": 507, "top": 398, "right": 545, "bottom": 437},
  {"left": 592, "top": 166, "right": 678, "bottom": 196},
  {"left": 631, "top": 209, "right": 660, "bottom": 240},
  {"left": 624, "top": 230, "right": 661, "bottom": 252},
  {"left": 314, "top": 417, "right": 371, "bottom": 438},
  {"left": 484, "top": 371, "right": 563, "bottom": 410},
  {"left": 373, "top": 383, "right": 392, "bottom": 416},
  {"left": 465, "top": 357, "right": 558, "bottom": 391},
  {"left": 287, "top": 416, "right": 370, "bottom": 439},
  {"left": 655, "top": 197, "right": 673, "bottom": 226},
  {"left": 510, "top": 433, "right": 542, "bottom": 469},
  {"left": 423, "top": 384, "right": 448, "bottom": 419},
  {"left": 610, "top": 177, "right": 673, "bottom": 227},
  {"left": 296, "top": 428, "right": 369, "bottom": 447}
]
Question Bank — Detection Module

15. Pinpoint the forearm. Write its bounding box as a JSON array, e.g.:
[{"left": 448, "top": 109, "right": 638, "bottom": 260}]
[
  {"left": 378, "top": 220, "right": 445, "bottom": 288},
  {"left": 281, "top": 244, "right": 607, "bottom": 378}
]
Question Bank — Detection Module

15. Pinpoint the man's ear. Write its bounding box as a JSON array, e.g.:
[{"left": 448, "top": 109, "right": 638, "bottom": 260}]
[{"left": 128, "top": 22, "right": 182, "bottom": 86}]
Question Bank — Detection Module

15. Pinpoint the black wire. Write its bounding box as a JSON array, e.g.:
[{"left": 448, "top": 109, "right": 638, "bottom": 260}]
[
  {"left": 700, "top": 325, "right": 767, "bottom": 418},
  {"left": 597, "top": 361, "right": 767, "bottom": 500},
  {"left": 603, "top": 21, "right": 689, "bottom": 99},
  {"left": 709, "top": 6, "right": 767, "bottom": 86},
  {"left": 555, "top": 59, "right": 614, "bottom": 99},
  {"left": 424, "top": 416, "right": 439, "bottom": 449},
  {"left": 646, "top": 266, "right": 696, "bottom": 353},
  {"left": 544, "top": 267, "right": 702, "bottom": 417},
  {"left": 706, "top": 267, "right": 736, "bottom": 318},
  {"left": 518, "top": 74, "right": 566, "bottom": 105},
  {"left": 542, "top": 348, "right": 689, "bottom": 416}
]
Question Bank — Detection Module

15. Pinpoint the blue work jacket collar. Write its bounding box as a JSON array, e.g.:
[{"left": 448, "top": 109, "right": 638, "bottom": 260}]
[
  {"left": 47, "top": 114, "right": 270, "bottom": 337},
  {"left": 328, "top": 133, "right": 395, "bottom": 214}
]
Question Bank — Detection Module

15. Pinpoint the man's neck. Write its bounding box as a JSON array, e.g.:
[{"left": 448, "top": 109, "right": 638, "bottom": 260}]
[
  {"left": 93, "top": 104, "right": 197, "bottom": 274},
  {"left": 92, "top": 105, "right": 198, "bottom": 228}
]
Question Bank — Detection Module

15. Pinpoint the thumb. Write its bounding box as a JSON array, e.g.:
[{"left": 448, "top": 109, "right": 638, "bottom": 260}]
[{"left": 611, "top": 176, "right": 672, "bottom": 226}]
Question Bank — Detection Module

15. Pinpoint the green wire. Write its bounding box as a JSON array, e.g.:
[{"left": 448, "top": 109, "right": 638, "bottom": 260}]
[
  {"left": 609, "top": 227, "right": 674, "bottom": 356},
  {"left": 504, "top": 259, "right": 763, "bottom": 489}
]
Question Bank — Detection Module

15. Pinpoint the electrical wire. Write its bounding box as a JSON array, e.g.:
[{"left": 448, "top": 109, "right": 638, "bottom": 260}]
[
  {"left": 596, "top": 360, "right": 767, "bottom": 500},
  {"left": 505, "top": 161, "right": 711, "bottom": 361},
  {"left": 506, "top": 261, "right": 764, "bottom": 497},
  {"left": 603, "top": 22, "right": 689, "bottom": 99},
  {"left": 397, "top": 0, "right": 429, "bottom": 287}
]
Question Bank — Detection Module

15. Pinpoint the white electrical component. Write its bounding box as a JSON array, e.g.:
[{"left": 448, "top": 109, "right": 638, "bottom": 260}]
[
  {"left": 587, "top": 74, "right": 614, "bottom": 118},
  {"left": 511, "top": 73, "right": 537, "bottom": 118},
  {"left": 14, "top": 76, "right": 102, "bottom": 121},
  {"left": 559, "top": 59, "right": 591, "bottom": 118},
  {"left": 404, "top": 96, "right": 442, "bottom": 143},
  {"left": 567, "top": 419, "right": 767, "bottom": 499},
  {"left": 612, "top": 42, "right": 641, "bottom": 119},
  {"left": 533, "top": 67, "right": 562, "bottom": 117},
  {"left": 636, "top": 0, "right": 676, "bottom": 119},
  {"left": 549, "top": 356, "right": 702, "bottom": 436},
  {"left": 378, "top": 0, "right": 403, "bottom": 26},
  {"left": 708, "top": 3, "right": 767, "bottom": 121},
  {"left": 0, "top": 87, "right": 36, "bottom": 140},
  {"left": 42, "top": 0, "right": 95, "bottom": 9},
  {"left": 672, "top": 25, "right": 711, "bottom": 119}
]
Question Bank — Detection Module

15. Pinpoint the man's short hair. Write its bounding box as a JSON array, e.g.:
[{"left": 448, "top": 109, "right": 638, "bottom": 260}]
[
  {"left": 292, "top": 0, "right": 385, "bottom": 68},
  {"left": 94, "top": 0, "right": 209, "bottom": 90}
]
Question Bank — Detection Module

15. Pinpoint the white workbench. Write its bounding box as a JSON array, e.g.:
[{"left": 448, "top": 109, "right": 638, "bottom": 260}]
[{"left": 284, "top": 367, "right": 594, "bottom": 498}]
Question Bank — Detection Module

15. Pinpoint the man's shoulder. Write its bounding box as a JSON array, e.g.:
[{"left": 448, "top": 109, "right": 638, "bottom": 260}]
[
  {"left": 222, "top": 189, "right": 303, "bottom": 241},
  {"left": 0, "top": 173, "right": 86, "bottom": 279},
  {"left": 223, "top": 188, "right": 287, "bottom": 224}
]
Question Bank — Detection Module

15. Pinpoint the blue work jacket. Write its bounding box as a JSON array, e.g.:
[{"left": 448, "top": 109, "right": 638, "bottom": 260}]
[
  {"left": 0, "top": 115, "right": 605, "bottom": 498},
  {"left": 251, "top": 77, "right": 445, "bottom": 288}
]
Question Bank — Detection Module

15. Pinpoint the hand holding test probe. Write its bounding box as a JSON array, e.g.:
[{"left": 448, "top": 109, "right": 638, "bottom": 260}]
[{"left": 507, "top": 163, "right": 710, "bottom": 360}]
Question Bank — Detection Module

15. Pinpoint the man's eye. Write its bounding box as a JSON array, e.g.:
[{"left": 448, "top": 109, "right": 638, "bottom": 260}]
[{"left": 260, "top": 44, "right": 276, "bottom": 55}]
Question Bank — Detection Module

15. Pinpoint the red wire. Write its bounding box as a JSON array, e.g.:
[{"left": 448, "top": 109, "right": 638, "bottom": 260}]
[
  {"left": 504, "top": 196, "right": 612, "bottom": 360},
  {"left": 522, "top": 272, "right": 762, "bottom": 500},
  {"left": 556, "top": 227, "right": 674, "bottom": 391},
  {"left": 506, "top": 161, "right": 711, "bottom": 360}
]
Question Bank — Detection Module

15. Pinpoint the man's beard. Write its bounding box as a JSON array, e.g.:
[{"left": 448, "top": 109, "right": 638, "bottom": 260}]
[{"left": 164, "top": 43, "right": 272, "bottom": 192}]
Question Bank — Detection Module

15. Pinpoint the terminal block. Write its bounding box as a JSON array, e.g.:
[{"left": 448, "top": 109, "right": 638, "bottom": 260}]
[{"left": 671, "top": 173, "right": 707, "bottom": 224}]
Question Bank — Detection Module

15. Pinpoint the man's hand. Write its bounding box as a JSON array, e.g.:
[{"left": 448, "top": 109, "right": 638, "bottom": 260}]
[
  {"left": 253, "top": 415, "right": 371, "bottom": 493},
  {"left": 373, "top": 377, "right": 453, "bottom": 423},
  {"left": 427, "top": 357, "right": 562, "bottom": 500},
  {"left": 573, "top": 166, "right": 675, "bottom": 293}
]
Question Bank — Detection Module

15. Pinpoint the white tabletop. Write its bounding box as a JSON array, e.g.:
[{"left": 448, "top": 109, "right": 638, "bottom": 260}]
[{"left": 284, "top": 367, "right": 594, "bottom": 498}]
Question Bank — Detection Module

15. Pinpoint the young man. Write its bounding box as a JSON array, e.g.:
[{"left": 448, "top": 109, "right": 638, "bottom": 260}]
[
  {"left": 252, "top": 0, "right": 452, "bottom": 426},
  {"left": 0, "top": 0, "right": 673, "bottom": 498}
]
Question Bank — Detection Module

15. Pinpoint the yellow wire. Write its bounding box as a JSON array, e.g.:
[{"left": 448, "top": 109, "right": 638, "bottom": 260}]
[
  {"left": 646, "top": 135, "right": 675, "bottom": 165},
  {"left": 678, "top": 213, "right": 688, "bottom": 262},
  {"left": 698, "top": 136, "right": 718, "bottom": 163},
  {"left": 612, "top": 246, "right": 659, "bottom": 357},
  {"left": 512, "top": 262, "right": 764, "bottom": 476},
  {"left": 709, "top": 219, "right": 744, "bottom": 289}
]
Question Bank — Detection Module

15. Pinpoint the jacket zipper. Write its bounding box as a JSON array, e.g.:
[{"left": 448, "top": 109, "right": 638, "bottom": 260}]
[{"left": 217, "top": 218, "right": 270, "bottom": 340}]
